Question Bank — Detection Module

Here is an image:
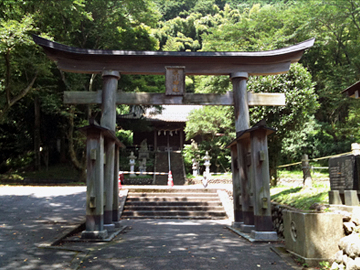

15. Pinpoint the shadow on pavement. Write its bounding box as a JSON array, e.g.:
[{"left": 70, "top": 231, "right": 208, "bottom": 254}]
[
  {"left": 0, "top": 186, "right": 86, "bottom": 269},
  {"left": 0, "top": 186, "right": 297, "bottom": 270}
]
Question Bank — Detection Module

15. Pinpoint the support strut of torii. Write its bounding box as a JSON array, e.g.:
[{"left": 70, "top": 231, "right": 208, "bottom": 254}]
[{"left": 33, "top": 35, "right": 314, "bottom": 240}]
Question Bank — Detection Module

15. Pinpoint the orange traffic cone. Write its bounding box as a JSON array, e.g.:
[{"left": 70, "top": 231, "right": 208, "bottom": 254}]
[{"left": 167, "top": 171, "right": 174, "bottom": 187}]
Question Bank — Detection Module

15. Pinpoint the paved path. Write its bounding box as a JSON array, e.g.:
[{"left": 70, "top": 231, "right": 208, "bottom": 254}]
[{"left": 0, "top": 186, "right": 297, "bottom": 269}]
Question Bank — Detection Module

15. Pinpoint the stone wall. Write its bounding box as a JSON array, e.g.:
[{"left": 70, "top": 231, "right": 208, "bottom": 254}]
[
  {"left": 330, "top": 206, "right": 360, "bottom": 269},
  {"left": 271, "top": 202, "right": 308, "bottom": 240},
  {"left": 274, "top": 204, "right": 360, "bottom": 268},
  {"left": 271, "top": 203, "right": 295, "bottom": 239}
]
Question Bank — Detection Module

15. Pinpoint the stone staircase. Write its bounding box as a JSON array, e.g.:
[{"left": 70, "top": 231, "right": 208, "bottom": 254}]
[{"left": 121, "top": 188, "right": 228, "bottom": 220}]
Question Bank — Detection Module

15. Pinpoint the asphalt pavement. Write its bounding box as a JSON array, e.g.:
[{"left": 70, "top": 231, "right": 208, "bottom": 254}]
[{"left": 0, "top": 186, "right": 298, "bottom": 270}]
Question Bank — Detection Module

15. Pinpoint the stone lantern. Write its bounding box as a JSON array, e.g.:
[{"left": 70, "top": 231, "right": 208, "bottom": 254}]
[
  {"left": 129, "top": 151, "right": 137, "bottom": 177},
  {"left": 203, "top": 151, "right": 211, "bottom": 177}
]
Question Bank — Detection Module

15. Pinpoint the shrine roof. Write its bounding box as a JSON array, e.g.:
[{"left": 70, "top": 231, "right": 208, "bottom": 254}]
[
  {"left": 33, "top": 35, "right": 315, "bottom": 76},
  {"left": 342, "top": 81, "right": 360, "bottom": 98},
  {"left": 144, "top": 105, "right": 201, "bottom": 122}
]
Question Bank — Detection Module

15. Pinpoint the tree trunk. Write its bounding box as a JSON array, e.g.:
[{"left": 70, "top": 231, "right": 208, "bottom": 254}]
[{"left": 67, "top": 106, "right": 86, "bottom": 182}]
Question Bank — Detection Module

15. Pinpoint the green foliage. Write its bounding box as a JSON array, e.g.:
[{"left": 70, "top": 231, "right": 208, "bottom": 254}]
[
  {"left": 281, "top": 117, "right": 320, "bottom": 162},
  {"left": 154, "top": 0, "right": 222, "bottom": 21},
  {"left": 249, "top": 63, "right": 319, "bottom": 180},
  {"left": 156, "top": 3, "right": 321, "bottom": 179},
  {"left": 182, "top": 143, "right": 199, "bottom": 174},
  {"left": 117, "top": 130, "right": 133, "bottom": 147},
  {"left": 18, "top": 163, "right": 79, "bottom": 180},
  {"left": 195, "top": 75, "right": 231, "bottom": 94},
  {"left": 2, "top": 0, "right": 360, "bottom": 184},
  {"left": 119, "top": 75, "right": 165, "bottom": 93},
  {"left": 154, "top": 13, "right": 208, "bottom": 51},
  {"left": 0, "top": 0, "right": 161, "bottom": 173},
  {"left": 201, "top": 3, "right": 292, "bottom": 52},
  {"left": 286, "top": 0, "right": 360, "bottom": 158},
  {"left": 184, "top": 106, "right": 234, "bottom": 172},
  {"left": 0, "top": 14, "right": 52, "bottom": 120},
  {"left": 319, "top": 261, "right": 331, "bottom": 270},
  {"left": 249, "top": 64, "right": 318, "bottom": 134},
  {"left": 185, "top": 106, "right": 234, "bottom": 140}
]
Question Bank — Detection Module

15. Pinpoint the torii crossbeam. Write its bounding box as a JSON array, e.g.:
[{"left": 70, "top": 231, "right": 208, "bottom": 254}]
[{"left": 33, "top": 35, "right": 314, "bottom": 240}]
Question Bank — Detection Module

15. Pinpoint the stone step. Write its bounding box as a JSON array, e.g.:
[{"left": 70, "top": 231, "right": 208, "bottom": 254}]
[
  {"left": 125, "top": 201, "right": 222, "bottom": 207},
  {"left": 121, "top": 215, "right": 224, "bottom": 220},
  {"left": 127, "top": 192, "right": 219, "bottom": 198},
  {"left": 124, "top": 205, "right": 225, "bottom": 211},
  {"left": 126, "top": 188, "right": 218, "bottom": 193},
  {"left": 121, "top": 188, "right": 228, "bottom": 220},
  {"left": 126, "top": 196, "right": 221, "bottom": 202},
  {"left": 122, "top": 210, "right": 227, "bottom": 217}
]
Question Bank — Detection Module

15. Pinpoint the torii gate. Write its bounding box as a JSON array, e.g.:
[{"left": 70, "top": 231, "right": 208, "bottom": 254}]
[{"left": 33, "top": 35, "right": 314, "bottom": 240}]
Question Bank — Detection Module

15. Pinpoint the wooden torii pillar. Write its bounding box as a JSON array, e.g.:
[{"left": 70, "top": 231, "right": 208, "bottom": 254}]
[
  {"left": 228, "top": 120, "right": 276, "bottom": 239},
  {"left": 33, "top": 35, "right": 314, "bottom": 240},
  {"left": 101, "top": 71, "right": 120, "bottom": 231},
  {"left": 79, "top": 122, "right": 124, "bottom": 239},
  {"left": 230, "top": 72, "right": 254, "bottom": 229}
]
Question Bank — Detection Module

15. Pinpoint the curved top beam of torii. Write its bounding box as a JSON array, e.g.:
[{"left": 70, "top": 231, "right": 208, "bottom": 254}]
[{"left": 33, "top": 35, "right": 314, "bottom": 76}]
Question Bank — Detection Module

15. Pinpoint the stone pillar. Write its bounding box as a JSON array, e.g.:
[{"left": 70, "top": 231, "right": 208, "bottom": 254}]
[
  {"left": 112, "top": 145, "right": 120, "bottom": 227},
  {"left": 101, "top": 71, "right": 120, "bottom": 231},
  {"left": 302, "top": 154, "right": 312, "bottom": 188},
  {"left": 231, "top": 72, "right": 254, "bottom": 230},
  {"left": 344, "top": 190, "right": 359, "bottom": 206},
  {"left": 232, "top": 72, "right": 249, "bottom": 132},
  {"left": 329, "top": 190, "right": 342, "bottom": 205},
  {"left": 82, "top": 130, "right": 107, "bottom": 239},
  {"left": 230, "top": 144, "right": 242, "bottom": 225},
  {"left": 101, "top": 71, "right": 120, "bottom": 130}
]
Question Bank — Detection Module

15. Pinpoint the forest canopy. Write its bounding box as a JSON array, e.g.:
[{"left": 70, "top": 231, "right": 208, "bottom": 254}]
[{"left": 1, "top": 0, "right": 360, "bottom": 182}]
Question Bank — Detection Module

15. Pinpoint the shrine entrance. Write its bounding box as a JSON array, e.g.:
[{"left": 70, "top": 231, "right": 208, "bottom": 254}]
[{"left": 33, "top": 35, "right": 314, "bottom": 240}]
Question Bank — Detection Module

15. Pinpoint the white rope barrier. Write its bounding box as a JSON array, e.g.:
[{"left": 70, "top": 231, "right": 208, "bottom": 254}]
[
  {"left": 278, "top": 151, "right": 353, "bottom": 169},
  {"left": 118, "top": 171, "right": 232, "bottom": 176}
]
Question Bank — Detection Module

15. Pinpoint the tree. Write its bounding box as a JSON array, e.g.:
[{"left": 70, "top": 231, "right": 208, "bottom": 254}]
[
  {"left": 249, "top": 63, "right": 318, "bottom": 184},
  {"left": 184, "top": 106, "right": 234, "bottom": 173},
  {"left": 154, "top": 2, "right": 320, "bottom": 182},
  {"left": 0, "top": 15, "right": 51, "bottom": 121},
  {"left": 154, "top": 0, "right": 223, "bottom": 21},
  {"left": 0, "top": 0, "right": 161, "bottom": 176},
  {"left": 297, "top": 0, "right": 360, "bottom": 157}
]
